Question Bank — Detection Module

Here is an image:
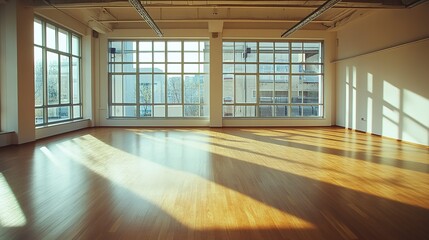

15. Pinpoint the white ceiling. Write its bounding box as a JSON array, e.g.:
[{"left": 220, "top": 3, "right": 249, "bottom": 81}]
[{"left": 31, "top": 0, "right": 424, "bottom": 34}]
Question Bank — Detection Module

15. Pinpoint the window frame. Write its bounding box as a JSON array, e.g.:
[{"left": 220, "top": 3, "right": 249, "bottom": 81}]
[
  {"left": 222, "top": 40, "right": 324, "bottom": 118},
  {"left": 107, "top": 39, "right": 210, "bottom": 118},
  {"left": 34, "top": 16, "right": 83, "bottom": 126}
]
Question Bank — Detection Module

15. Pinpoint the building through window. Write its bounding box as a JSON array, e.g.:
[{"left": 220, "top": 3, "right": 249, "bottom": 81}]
[
  {"left": 222, "top": 41, "right": 323, "bottom": 118},
  {"left": 34, "top": 17, "right": 82, "bottom": 126},
  {"left": 108, "top": 40, "right": 209, "bottom": 118}
]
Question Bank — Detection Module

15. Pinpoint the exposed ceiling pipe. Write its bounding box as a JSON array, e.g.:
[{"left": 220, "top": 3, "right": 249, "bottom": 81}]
[
  {"left": 281, "top": 0, "right": 342, "bottom": 38},
  {"left": 128, "top": 0, "right": 163, "bottom": 37}
]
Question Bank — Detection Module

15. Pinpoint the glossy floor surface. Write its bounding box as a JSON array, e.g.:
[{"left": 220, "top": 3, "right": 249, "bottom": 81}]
[{"left": 0, "top": 127, "right": 428, "bottom": 239}]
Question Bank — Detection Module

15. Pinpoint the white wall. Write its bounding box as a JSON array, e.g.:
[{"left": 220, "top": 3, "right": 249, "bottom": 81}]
[
  {"left": 96, "top": 28, "right": 336, "bottom": 127},
  {"left": 336, "top": 2, "right": 429, "bottom": 145}
]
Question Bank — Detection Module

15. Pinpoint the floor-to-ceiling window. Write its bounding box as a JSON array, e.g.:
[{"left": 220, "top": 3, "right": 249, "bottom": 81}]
[
  {"left": 222, "top": 41, "right": 324, "bottom": 118},
  {"left": 34, "top": 17, "right": 82, "bottom": 126},
  {"left": 108, "top": 40, "right": 209, "bottom": 118}
]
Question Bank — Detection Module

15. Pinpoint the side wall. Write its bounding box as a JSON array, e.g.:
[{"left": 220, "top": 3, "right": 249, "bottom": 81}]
[{"left": 336, "top": 2, "right": 429, "bottom": 146}]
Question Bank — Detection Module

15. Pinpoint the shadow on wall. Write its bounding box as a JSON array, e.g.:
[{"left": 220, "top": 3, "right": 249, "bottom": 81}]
[{"left": 339, "top": 40, "right": 429, "bottom": 146}]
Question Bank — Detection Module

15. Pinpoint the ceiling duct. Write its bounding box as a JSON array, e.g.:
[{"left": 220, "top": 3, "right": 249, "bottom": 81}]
[{"left": 281, "top": 0, "right": 341, "bottom": 38}]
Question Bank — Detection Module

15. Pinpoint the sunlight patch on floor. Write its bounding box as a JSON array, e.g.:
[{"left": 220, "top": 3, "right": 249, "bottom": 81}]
[
  {"left": 0, "top": 173, "right": 27, "bottom": 227},
  {"left": 56, "top": 134, "right": 315, "bottom": 230}
]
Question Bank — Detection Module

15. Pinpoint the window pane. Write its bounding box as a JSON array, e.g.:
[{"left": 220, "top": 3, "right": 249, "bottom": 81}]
[
  {"left": 184, "top": 41, "right": 199, "bottom": 51},
  {"left": 167, "top": 41, "right": 181, "bottom": 51},
  {"left": 167, "top": 75, "right": 182, "bottom": 103},
  {"left": 154, "top": 74, "right": 165, "bottom": 104},
  {"left": 111, "top": 106, "right": 123, "bottom": 117},
  {"left": 235, "top": 75, "right": 256, "bottom": 103},
  {"left": 291, "top": 106, "right": 302, "bottom": 117},
  {"left": 72, "top": 35, "right": 80, "bottom": 56},
  {"left": 184, "top": 52, "right": 199, "bottom": 62},
  {"left": 73, "top": 105, "right": 82, "bottom": 118},
  {"left": 139, "top": 52, "right": 152, "bottom": 62},
  {"left": 47, "top": 51, "right": 59, "bottom": 105},
  {"left": 58, "top": 29, "right": 69, "bottom": 53},
  {"left": 259, "top": 105, "right": 274, "bottom": 117},
  {"left": 112, "top": 75, "right": 123, "bottom": 103},
  {"left": 303, "top": 106, "right": 319, "bottom": 117},
  {"left": 34, "top": 19, "right": 43, "bottom": 46},
  {"left": 223, "top": 105, "right": 234, "bottom": 117},
  {"left": 60, "top": 55, "right": 70, "bottom": 104},
  {"left": 168, "top": 105, "right": 182, "bottom": 117},
  {"left": 223, "top": 74, "right": 234, "bottom": 104},
  {"left": 72, "top": 57, "right": 80, "bottom": 104},
  {"left": 35, "top": 108, "right": 44, "bottom": 125},
  {"left": 140, "top": 105, "right": 152, "bottom": 117},
  {"left": 154, "top": 105, "right": 166, "bottom": 117},
  {"left": 124, "top": 106, "right": 136, "bottom": 117},
  {"left": 34, "top": 47, "right": 44, "bottom": 106},
  {"left": 184, "top": 105, "right": 199, "bottom": 117},
  {"left": 139, "top": 41, "right": 152, "bottom": 51},
  {"left": 304, "top": 42, "right": 321, "bottom": 63},
  {"left": 184, "top": 64, "right": 199, "bottom": 73},
  {"left": 109, "top": 41, "right": 122, "bottom": 62},
  {"left": 167, "top": 52, "right": 181, "bottom": 62},
  {"left": 275, "top": 105, "right": 288, "bottom": 117},
  {"left": 48, "top": 106, "right": 70, "bottom": 123},
  {"left": 139, "top": 74, "right": 152, "bottom": 104},
  {"left": 291, "top": 42, "right": 303, "bottom": 63},
  {"left": 154, "top": 52, "right": 165, "bottom": 62},
  {"left": 46, "top": 23, "right": 56, "bottom": 49},
  {"left": 259, "top": 75, "right": 274, "bottom": 103},
  {"left": 123, "top": 41, "right": 137, "bottom": 62},
  {"left": 184, "top": 75, "right": 200, "bottom": 104},
  {"left": 167, "top": 64, "right": 181, "bottom": 73},
  {"left": 154, "top": 41, "right": 165, "bottom": 51},
  {"left": 235, "top": 106, "right": 255, "bottom": 117},
  {"left": 124, "top": 75, "right": 136, "bottom": 103},
  {"left": 291, "top": 76, "right": 303, "bottom": 103},
  {"left": 303, "top": 75, "right": 320, "bottom": 103}
]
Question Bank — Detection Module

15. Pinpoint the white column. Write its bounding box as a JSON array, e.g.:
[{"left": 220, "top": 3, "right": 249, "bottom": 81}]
[
  {"left": 0, "top": 1, "right": 35, "bottom": 143},
  {"left": 209, "top": 32, "right": 223, "bottom": 127}
]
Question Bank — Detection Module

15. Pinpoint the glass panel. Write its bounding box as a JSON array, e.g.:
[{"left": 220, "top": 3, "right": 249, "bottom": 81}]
[
  {"left": 303, "top": 64, "right": 322, "bottom": 74},
  {"left": 303, "top": 106, "right": 319, "bottom": 117},
  {"left": 291, "top": 106, "right": 302, "bottom": 117},
  {"left": 140, "top": 105, "right": 152, "bottom": 117},
  {"left": 167, "top": 75, "right": 182, "bottom": 103},
  {"left": 139, "top": 52, "right": 152, "bottom": 62},
  {"left": 34, "top": 19, "right": 43, "bottom": 46},
  {"left": 235, "top": 106, "right": 256, "bottom": 117},
  {"left": 167, "top": 41, "right": 181, "bottom": 51},
  {"left": 153, "top": 74, "right": 166, "bottom": 104},
  {"left": 223, "top": 74, "right": 234, "bottom": 104},
  {"left": 275, "top": 105, "right": 288, "bottom": 117},
  {"left": 223, "top": 42, "right": 234, "bottom": 62},
  {"left": 184, "top": 75, "right": 200, "bottom": 104},
  {"left": 168, "top": 105, "right": 182, "bottom": 117},
  {"left": 60, "top": 55, "right": 70, "bottom": 104},
  {"left": 200, "top": 105, "right": 209, "bottom": 117},
  {"left": 123, "top": 41, "right": 137, "bottom": 62},
  {"left": 109, "top": 41, "right": 122, "bottom": 62},
  {"left": 259, "top": 75, "right": 274, "bottom": 103},
  {"left": 47, "top": 51, "right": 59, "bottom": 105},
  {"left": 154, "top": 41, "right": 165, "bottom": 51},
  {"left": 259, "top": 105, "right": 274, "bottom": 117},
  {"left": 72, "top": 57, "right": 80, "bottom": 104},
  {"left": 235, "top": 75, "right": 256, "bottom": 103},
  {"left": 34, "top": 47, "right": 44, "bottom": 106},
  {"left": 184, "top": 105, "right": 199, "bottom": 117},
  {"left": 275, "top": 42, "right": 289, "bottom": 62},
  {"left": 72, "top": 35, "right": 80, "bottom": 56},
  {"left": 139, "top": 64, "right": 152, "bottom": 73},
  {"left": 35, "top": 108, "right": 44, "bottom": 125},
  {"left": 223, "top": 64, "right": 234, "bottom": 73},
  {"left": 73, "top": 105, "right": 82, "bottom": 118},
  {"left": 123, "top": 75, "right": 136, "bottom": 103},
  {"left": 184, "top": 52, "right": 199, "bottom": 62},
  {"left": 184, "top": 64, "right": 199, "bottom": 73},
  {"left": 291, "top": 42, "right": 303, "bottom": 63},
  {"left": 48, "top": 106, "right": 70, "bottom": 123},
  {"left": 275, "top": 75, "right": 289, "bottom": 103},
  {"left": 139, "top": 41, "right": 152, "bottom": 51},
  {"left": 167, "top": 64, "right": 181, "bottom": 73},
  {"left": 184, "top": 41, "right": 199, "bottom": 51},
  {"left": 303, "top": 75, "right": 320, "bottom": 103},
  {"left": 124, "top": 106, "right": 136, "bottom": 117},
  {"left": 112, "top": 75, "right": 123, "bottom": 103},
  {"left": 223, "top": 105, "right": 234, "bottom": 117},
  {"left": 46, "top": 23, "right": 56, "bottom": 49},
  {"left": 304, "top": 42, "right": 321, "bottom": 63},
  {"left": 139, "top": 74, "right": 152, "bottom": 104},
  {"left": 123, "top": 64, "right": 137, "bottom": 73},
  {"left": 259, "top": 64, "right": 274, "bottom": 73},
  {"left": 58, "top": 29, "right": 69, "bottom": 53},
  {"left": 154, "top": 105, "right": 166, "bottom": 117},
  {"left": 154, "top": 52, "right": 165, "bottom": 62},
  {"left": 167, "top": 52, "right": 181, "bottom": 62},
  {"left": 291, "top": 76, "right": 303, "bottom": 103},
  {"left": 292, "top": 64, "right": 304, "bottom": 73},
  {"left": 275, "top": 64, "right": 289, "bottom": 73},
  {"left": 111, "top": 106, "right": 123, "bottom": 117}
]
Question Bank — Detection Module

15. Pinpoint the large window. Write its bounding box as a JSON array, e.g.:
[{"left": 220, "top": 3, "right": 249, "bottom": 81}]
[
  {"left": 108, "top": 40, "right": 209, "bottom": 118},
  {"left": 34, "top": 18, "right": 82, "bottom": 125},
  {"left": 222, "top": 41, "right": 323, "bottom": 118}
]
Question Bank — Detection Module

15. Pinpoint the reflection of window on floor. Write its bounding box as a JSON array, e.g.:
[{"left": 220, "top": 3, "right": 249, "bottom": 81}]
[
  {"left": 108, "top": 40, "right": 210, "bottom": 118},
  {"left": 222, "top": 41, "right": 324, "bottom": 118},
  {"left": 34, "top": 17, "right": 82, "bottom": 126}
]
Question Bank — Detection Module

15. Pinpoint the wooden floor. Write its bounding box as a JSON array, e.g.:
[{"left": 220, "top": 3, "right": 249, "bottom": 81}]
[{"left": 0, "top": 127, "right": 428, "bottom": 240}]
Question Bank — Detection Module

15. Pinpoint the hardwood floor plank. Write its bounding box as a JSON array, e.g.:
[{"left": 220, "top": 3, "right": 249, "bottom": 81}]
[{"left": 0, "top": 127, "right": 428, "bottom": 239}]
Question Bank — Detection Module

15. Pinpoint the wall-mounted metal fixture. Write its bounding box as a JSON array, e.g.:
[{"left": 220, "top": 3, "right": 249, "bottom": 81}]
[
  {"left": 128, "top": 0, "right": 163, "bottom": 37},
  {"left": 281, "top": 0, "right": 341, "bottom": 38}
]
